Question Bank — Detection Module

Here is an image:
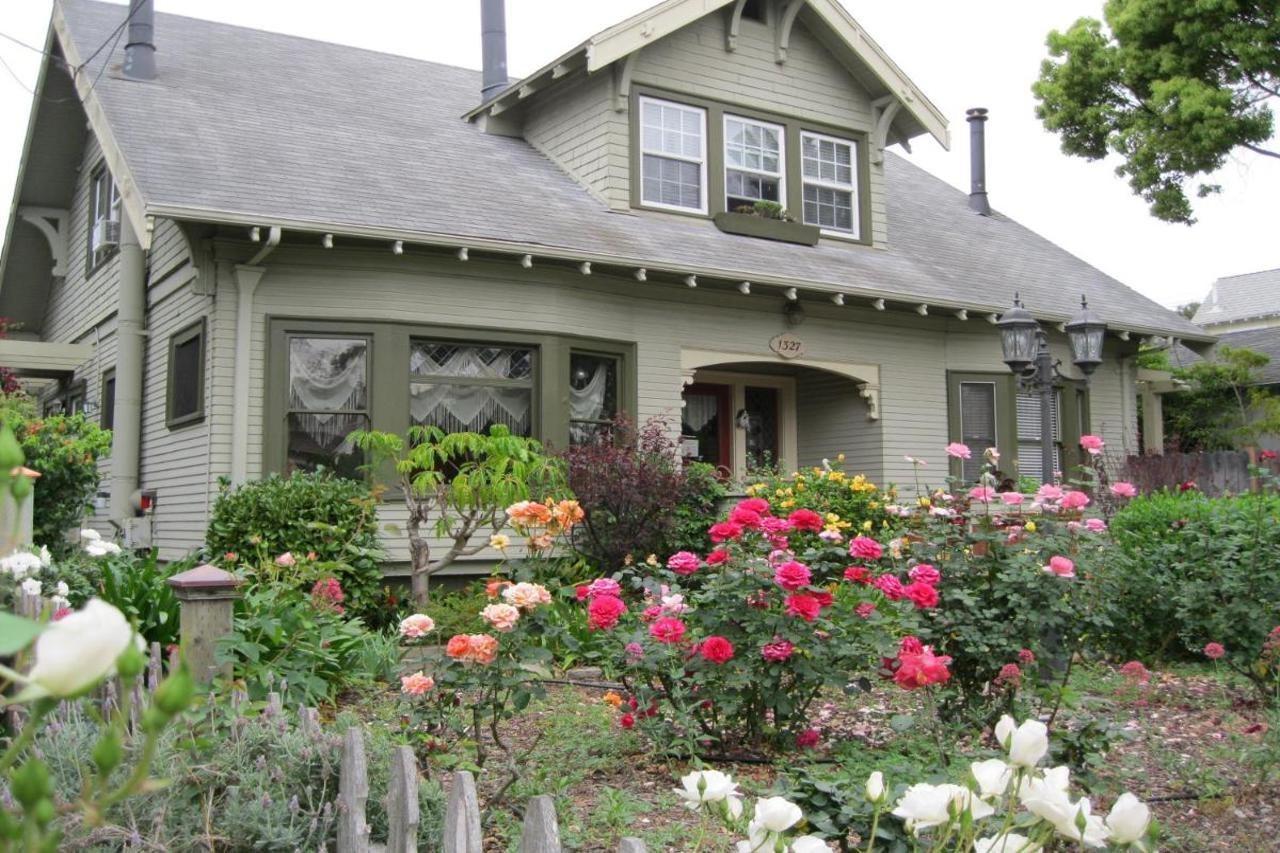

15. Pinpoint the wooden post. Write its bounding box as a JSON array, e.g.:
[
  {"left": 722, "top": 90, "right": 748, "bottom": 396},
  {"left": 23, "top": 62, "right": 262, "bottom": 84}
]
[
  {"left": 337, "top": 727, "right": 371, "bottom": 853},
  {"left": 443, "top": 770, "right": 482, "bottom": 853},
  {"left": 385, "top": 745, "right": 419, "bottom": 853},
  {"left": 618, "top": 839, "right": 648, "bottom": 853},
  {"left": 519, "top": 795, "right": 561, "bottom": 852},
  {"left": 166, "top": 564, "right": 241, "bottom": 684}
]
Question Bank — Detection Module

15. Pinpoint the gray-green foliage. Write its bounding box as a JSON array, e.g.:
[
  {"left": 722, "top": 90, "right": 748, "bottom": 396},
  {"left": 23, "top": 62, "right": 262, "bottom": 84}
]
[{"left": 40, "top": 706, "right": 443, "bottom": 850}]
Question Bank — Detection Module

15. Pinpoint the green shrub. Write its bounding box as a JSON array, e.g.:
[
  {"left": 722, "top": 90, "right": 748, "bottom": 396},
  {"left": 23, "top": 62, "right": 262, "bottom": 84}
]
[
  {"left": 668, "top": 461, "right": 727, "bottom": 555},
  {"left": 0, "top": 394, "right": 112, "bottom": 556},
  {"left": 94, "top": 548, "right": 192, "bottom": 647},
  {"left": 217, "top": 559, "right": 383, "bottom": 706},
  {"left": 41, "top": 705, "right": 444, "bottom": 850},
  {"left": 1100, "top": 486, "right": 1280, "bottom": 673},
  {"left": 207, "top": 471, "right": 387, "bottom": 625}
]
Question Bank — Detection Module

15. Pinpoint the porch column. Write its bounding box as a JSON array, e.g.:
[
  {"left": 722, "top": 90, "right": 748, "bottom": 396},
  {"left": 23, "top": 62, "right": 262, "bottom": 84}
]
[
  {"left": 108, "top": 215, "right": 146, "bottom": 524},
  {"left": 230, "top": 265, "right": 265, "bottom": 484},
  {"left": 1141, "top": 383, "right": 1164, "bottom": 455}
]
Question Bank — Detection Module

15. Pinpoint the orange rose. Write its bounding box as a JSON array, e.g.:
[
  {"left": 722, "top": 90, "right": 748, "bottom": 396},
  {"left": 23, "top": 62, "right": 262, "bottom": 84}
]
[
  {"left": 469, "top": 634, "right": 499, "bottom": 665},
  {"left": 506, "top": 500, "right": 552, "bottom": 528},
  {"left": 551, "top": 499, "right": 585, "bottom": 530},
  {"left": 602, "top": 691, "right": 624, "bottom": 708},
  {"left": 445, "top": 634, "right": 472, "bottom": 660},
  {"left": 485, "top": 578, "right": 512, "bottom": 599}
]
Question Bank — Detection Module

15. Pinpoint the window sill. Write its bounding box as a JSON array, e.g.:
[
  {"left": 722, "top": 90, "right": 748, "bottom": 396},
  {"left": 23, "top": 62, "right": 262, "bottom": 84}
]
[{"left": 712, "top": 212, "right": 820, "bottom": 246}]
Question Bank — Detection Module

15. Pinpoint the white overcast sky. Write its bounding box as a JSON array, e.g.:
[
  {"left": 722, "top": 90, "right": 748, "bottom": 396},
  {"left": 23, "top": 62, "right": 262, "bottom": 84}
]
[{"left": 1, "top": 0, "right": 1276, "bottom": 311}]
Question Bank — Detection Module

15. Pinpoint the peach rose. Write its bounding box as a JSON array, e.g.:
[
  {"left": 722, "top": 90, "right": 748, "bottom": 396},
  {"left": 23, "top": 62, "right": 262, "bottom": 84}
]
[
  {"left": 481, "top": 603, "right": 521, "bottom": 632},
  {"left": 399, "top": 613, "right": 436, "bottom": 639},
  {"left": 506, "top": 500, "right": 552, "bottom": 528},
  {"left": 400, "top": 671, "right": 435, "bottom": 696},
  {"left": 502, "top": 582, "right": 551, "bottom": 611}
]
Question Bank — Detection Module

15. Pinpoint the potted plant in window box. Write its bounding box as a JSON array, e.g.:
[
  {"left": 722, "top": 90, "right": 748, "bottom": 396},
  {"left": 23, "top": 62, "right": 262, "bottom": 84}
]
[{"left": 713, "top": 201, "right": 821, "bottom": 246}]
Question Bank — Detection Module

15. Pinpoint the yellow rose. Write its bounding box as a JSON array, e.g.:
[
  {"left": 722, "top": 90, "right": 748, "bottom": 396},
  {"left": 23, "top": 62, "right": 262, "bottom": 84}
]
[
  {"left": 1025, "top": 521, "right": 1037, "bottom": 532},
  {"left": 862, "top": 520, "right": 873, "bottom": 531}
]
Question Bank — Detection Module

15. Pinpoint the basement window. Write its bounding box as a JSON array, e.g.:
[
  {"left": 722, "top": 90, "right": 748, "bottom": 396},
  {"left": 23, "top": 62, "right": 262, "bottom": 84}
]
[
  {"left": 166, "top": 320, "right": 206, "bottom": 429},
  {"left": 639, "top": 96, "right": 707, "bottom": 213}
]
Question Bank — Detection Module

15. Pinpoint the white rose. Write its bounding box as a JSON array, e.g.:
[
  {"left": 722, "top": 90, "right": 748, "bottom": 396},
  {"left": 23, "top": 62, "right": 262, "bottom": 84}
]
[
  {"left": 79, "top": 528, "right": 102, "bottom": 542},
  {"left": 753, "top": 796, "right": 803, "bottom": 832},
  {"left": 891, "top": 784, "right": 953, "bottom": 836},
  {"left": 1007, "top": 719, "right": 1049, "bottom": 768},
  {"left": 994, "top": 714, "right": 1017, "bottom": 749},
  {"left": 1, "top": 550, "right": 42, "bottom": 580},
  {"left": 974, "top": 833, "right": 1042, "bottom": 853},
  {"left": 970, "top": 758, "right": 1012, "bottom": 800},
  {"left": 55, "top": 581, "right": 69, "bottom": 597},
  {"left": 27, "top": 599, "right": 135, "bottom": 697},
  {"left": 20, "top": 578, "right": 41, "bottom": 596},
  {"left": 674, "top": 770, "right": 739, "bottom": 809},
  {"left": 865, "top": 770, "right": 885, "bottom": 802},
  {"left": 1105, "top": 792, "right": 1151, "bottom": 845},
  {"left": 38, "top": 545, "right": 51, "bottom": 567},
  {"left": 85, "top": 539, "right": 123, "bottom": 557},
  {"left": 1024, "top": 790, "right": 1109, "bottom": 849},
  {"left": 789, "top": 837, "right": 830, "bottom": 852}
]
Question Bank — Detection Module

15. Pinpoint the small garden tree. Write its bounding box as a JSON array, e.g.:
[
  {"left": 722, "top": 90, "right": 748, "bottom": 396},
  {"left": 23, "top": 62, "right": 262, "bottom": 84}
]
[
  {"left": 352, "top": 424, "right": 563, "bottom": 605},
  {"left": 1162, "top": 345, "right": 1280, "bottom": 451}
]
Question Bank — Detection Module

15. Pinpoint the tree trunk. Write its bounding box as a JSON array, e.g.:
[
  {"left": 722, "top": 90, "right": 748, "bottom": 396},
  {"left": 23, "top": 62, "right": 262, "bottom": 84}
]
[{"left": 407, "top": 511, "right": 432, "bottom": 606}]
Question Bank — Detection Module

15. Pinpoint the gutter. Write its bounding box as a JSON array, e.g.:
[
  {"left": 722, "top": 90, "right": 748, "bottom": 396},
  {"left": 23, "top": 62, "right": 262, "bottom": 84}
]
[{"left": 229, "top": 226, "right": 280, "bottom": 484}]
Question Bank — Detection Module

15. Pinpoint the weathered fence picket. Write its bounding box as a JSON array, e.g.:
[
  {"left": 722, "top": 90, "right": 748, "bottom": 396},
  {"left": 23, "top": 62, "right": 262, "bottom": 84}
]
[{"left": 334, "top": 726, "right": 649, "bottom": 852}]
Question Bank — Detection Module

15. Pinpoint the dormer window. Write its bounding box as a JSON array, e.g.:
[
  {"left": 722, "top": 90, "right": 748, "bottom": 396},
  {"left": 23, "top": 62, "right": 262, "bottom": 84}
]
[
  {"left": 724, "top": 115, "right": 784, "bottom": 213},
  {"left": 800, "top": 132, "right": 858, "bottom": 235},
  {"left": 639, "top": 96, "right": 707, "bottom": 213}
]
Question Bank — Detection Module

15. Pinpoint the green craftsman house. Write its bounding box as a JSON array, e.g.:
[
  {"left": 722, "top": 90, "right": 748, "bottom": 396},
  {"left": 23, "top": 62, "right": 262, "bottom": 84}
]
[{"left": 0, "top": 0, "right": 1210, "bottom": 567}]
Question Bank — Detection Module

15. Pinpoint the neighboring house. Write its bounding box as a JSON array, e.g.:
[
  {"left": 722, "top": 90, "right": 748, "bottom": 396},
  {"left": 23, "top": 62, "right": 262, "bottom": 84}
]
[
  {"left": 1170, "top": 269, "right": 1280, "bottom": 451},
  {"left": 0, "top": 0, "right": 1210, "bottom": 568}
]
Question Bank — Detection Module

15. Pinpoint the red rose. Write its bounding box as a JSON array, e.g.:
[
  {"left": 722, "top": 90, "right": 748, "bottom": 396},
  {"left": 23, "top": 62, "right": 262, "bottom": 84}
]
[
  {"left": 1018, "top": 648, "right": 1036, "bottom": 664},
  {"left": 855, "top": 602, "right": 876, "bottom": 619},
  {"left": 640, "top": 605, "right": 662, "bottom": 623},
  {"left": 785, "top": 593, "right": 822, "bottom": 622},
  {"left": 619, "top": 713, "right": 635, "bottom": 729},
  {"left": 699, "top": 635, "right": 735, "bottom": 664},
  {"left": 761, "top": 638, "right": 795, "bottom": 661},
  {"left": 575, "top": 584, "right": 590, "bottom": 601},
  {"left": 873, "top": 574, "right": 906, "bottom": 600},
  {"left": 787, "top": 508, "right": 824, "bottom": 533},
  {"left": 587, "top": 595, "right": 627, "bottom": 630},
  {"left": 773, "top": 560, "right": 813, "bottom": 591},
  {"left": 908, "top": 564, "right": 940, "bottom": 585},
  {"left": 812, "top": 590, "right": 834, "bottom": 608},
  {"left": 995, "top": 663, "right": 1022, "bottom": 686},
  {"left": 729, "top": 504, "right": 764, "bottom": 528},
  {"left": 1261, "top": 450, "right": 1278, "bottom": 461},
  {"left": 903, "top": 581, "right": 939, "bottom": 610},
  {"left": 894, "top": 648, "right": 952, "bottom": 690},
  {"left": 899, "top": 635, "right": 924, "bottom": 655},
  {"left": 649, "top": 617, "right": 687, "bottom": 644},
  {"left": 796, "top": 728, "right": 821, "bottom": 748},
  {"left": 706, "top": 549, "right": 731, "bottom": 566},
  {"left": 737, "top": 497, "right": 771, "bottom": 514},
  {"left": 843, "top": 566, "right": 872, "bottom": 584},
  {"left": 708, "top": 521, "right": 744, "bottom": 543}
]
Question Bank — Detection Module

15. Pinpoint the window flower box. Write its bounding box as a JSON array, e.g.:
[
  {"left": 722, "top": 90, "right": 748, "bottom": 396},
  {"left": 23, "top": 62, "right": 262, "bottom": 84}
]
[{"left": 713, "top": 212, "right": 821, "bottom": 246}]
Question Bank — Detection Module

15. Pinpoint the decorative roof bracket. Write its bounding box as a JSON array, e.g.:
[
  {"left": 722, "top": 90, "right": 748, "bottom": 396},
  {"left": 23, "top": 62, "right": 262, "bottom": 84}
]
[
  {"left": 612, "top": 52, "right": 638, "bottom": 112},
  {"left": 775, "top": 0, "right": 805, "bottom": 63},
  {"left": 18, "top": 207, "right": 70, "bottom": 279},
  {"left": 857, "top": 383, "right": 880, "bottom": 420},
  {"left": 726, "top": 0, "right": 749, "bottom": 51},
  {"left": 870, "top": 98, "right": 902, "bottom": 164}
]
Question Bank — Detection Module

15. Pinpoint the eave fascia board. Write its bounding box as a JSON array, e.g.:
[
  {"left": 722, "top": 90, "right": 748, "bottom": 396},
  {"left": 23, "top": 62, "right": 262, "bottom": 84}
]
[
  {"left": 462, "top": 45, "right": 588, "bottom": 121},
  {"left": 51, "top": 0, "right": 152, "bottom": 250},
  {"left": 147, "top": 202, "right": 1210, "bottom": 343},
  {"left": 585, "top": 0, "right": 738, "bottom": 71}
]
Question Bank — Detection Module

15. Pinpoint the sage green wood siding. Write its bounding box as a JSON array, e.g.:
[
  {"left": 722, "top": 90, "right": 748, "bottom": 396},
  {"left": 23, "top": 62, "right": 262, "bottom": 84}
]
[
  {"left": 225, "top": 249, "right": 1137, "bottom": 564},
  {"left": 523, "top": 72, "right": 630, "bottom": 210}
]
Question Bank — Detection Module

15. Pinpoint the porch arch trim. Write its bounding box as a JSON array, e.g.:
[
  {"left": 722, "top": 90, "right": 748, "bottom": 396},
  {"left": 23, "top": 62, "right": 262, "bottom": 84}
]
[{"left": 679, "top": 348, "right": 880, "bottom": 420}]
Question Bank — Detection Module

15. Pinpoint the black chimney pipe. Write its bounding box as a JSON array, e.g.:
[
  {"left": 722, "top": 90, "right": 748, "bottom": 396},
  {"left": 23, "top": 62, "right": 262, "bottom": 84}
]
[
  {"left": 122, "top": 0, "right": 156, "bottom": 80},
  {"left": 480, "top": 0, "right": 509, "bottom": 100},
  {"left": 966, "top": 107, "right": 991, "bottom": 215}
]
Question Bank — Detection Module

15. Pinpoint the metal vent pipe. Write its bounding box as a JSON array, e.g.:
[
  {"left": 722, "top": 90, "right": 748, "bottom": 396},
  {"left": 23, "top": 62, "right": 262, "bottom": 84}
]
[
  {"left": 966, "top": 107, "right": 991, "bottom": 215},
  {"left": 480, "top": 0, "right": 509, "bottom": 99},
  {"left": 123, "top": 0, "right": 156, "bottom": 80}
]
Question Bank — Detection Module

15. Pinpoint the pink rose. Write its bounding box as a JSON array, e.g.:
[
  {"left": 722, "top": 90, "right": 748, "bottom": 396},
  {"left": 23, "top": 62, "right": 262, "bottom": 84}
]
[
  {"left": 1085, "top": 517, "right": 1107, "bottom": 533},
  {"left": 855, "top": 601, "right": 877, "bottom": 619},
  {"left": 787, "top": 508, "right": 824, "bottom": 533},
  {"left": 480, "top": 603, "right": 521, "bottom": 632},
  {"left": 967, "top": 486, "right": 997, "bottom": 502},
  {"left": 586, "top": 578, "right": 622, "bottom": 599},
  {"left": 761, "top": 638, "right": 795, "bottom": 661},
  {"left": 1043, "top": 555, "right": 1076, "bottom": 578},
  {"left": 785, "top": 593, "right": 822, "bottom": 622},
  {"left": 1036, "top": 484, "right": 1064, "bottom": 502},
  {"left": 1110, "top": 481, "right": 1138, "bottom": 499},
  {"left": 699, "top": 636, "right": 735, "bottom": 664},
  {"left": 849, "top": 536, "right": 884, "bottom": 560},
  {"left": 999, "top": 491, "right": 1025, "bottom": 506},
  {"left": 908, "top": 564, "right": 941, "bottom": 585},
  {"left": 399, "top": 613, "right": 436, "bottom": 638},
  {"left": 873, "top": 574, "right": 906, "bottom": 600},
  {"left": 274, "top": 552, "right": 296, "bottom": 568},
  {"left": 400, "top": 671, "right": 435, "bottom": 696},
  {"left": 1059, "top": 490, "right": 1091, "bottom": 510},
  {"left": 1080, "top": 434, "right": 1105, "bottom": 455},
  {"left": 945, "top": 442, "right": 972, "bottom": 460},
  {"left": 708, "top": 522, "right": 744, "bottom": 543},
  {"left": 706, "top": 549, "right": 731, "bottom": 566},
  {"left": 666, "top": 551, "right": 701, "bottom": 575},
  {"left": 729, "top": 504, "right": 763, "bottom": 528},
  {"left": 649, "top": 617, "right": 686, "bottom": 644},
  {"left": 844, "top": 566, "right": 872, "bottom": 584},
  {"left": 736, "top": 497, "right": 771, "bottom": 515},
  {"left": 587, "top": 595, "right": 627, "bottom": 630},
  {"left": 773, "top": 560, "right": 813, "bottom": 591},
  {"left": 1203, "top": 642, "right": 1225, "bottom": 660},
  {"left": 903, "top": 581, "right": 939, "bottom": 610}
]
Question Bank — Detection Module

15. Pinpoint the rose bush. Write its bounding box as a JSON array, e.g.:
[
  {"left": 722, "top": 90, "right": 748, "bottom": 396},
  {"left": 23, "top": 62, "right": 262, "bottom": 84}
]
[
  {"left": 743, "top": 456, "right": 895, "bottom": 541},
  {"left": 581, "top": 494, "right": 924, "bottom": 752}
]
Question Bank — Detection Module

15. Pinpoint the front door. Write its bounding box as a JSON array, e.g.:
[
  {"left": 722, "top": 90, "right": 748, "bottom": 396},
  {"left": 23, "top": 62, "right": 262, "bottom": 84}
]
[{"left": 681, "top": 383, "right": 732, "bottom": 476}]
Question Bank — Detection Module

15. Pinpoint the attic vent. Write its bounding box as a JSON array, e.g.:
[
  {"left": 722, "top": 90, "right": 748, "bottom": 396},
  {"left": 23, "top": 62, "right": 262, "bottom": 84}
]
[{"left": 742, "top": 0, "right": 766, "bottom": 23}]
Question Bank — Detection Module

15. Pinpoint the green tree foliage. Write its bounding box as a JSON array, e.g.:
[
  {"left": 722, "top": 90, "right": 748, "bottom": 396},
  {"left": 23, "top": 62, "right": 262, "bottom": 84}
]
[
  {"left": 0, "top": 394, "right": 112, "bottom": 556},
  {"left": 351, "top": 425, "right": 564, "bottom": 605},
  {"left": 1164, "top": 345, "right": 1280, "bottom": 450},
  {"left": 1034, "top": 0, "right": 1280, "bottom": 223}
]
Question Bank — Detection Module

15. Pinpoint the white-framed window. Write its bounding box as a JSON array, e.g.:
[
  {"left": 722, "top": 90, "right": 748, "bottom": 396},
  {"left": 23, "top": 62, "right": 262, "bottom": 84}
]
[
  {"left": 639, "top": 96, "right": 707, "bottom": 213},
  {"left": 724, "top": 114, "right": 785, "bottom": 213},
  {"left": 800, "top": 131, "right": 858, "bottom": 236},
  {"left": 89, "top": 166, "right": 120, "bottom": 268}
]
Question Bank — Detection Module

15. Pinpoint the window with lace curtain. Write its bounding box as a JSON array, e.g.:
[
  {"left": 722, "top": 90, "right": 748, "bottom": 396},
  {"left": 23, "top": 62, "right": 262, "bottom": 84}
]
[
  {"left": 569, "top": 351, "right": 619, "bottom": 444},
  {"left": 286, "top": 336, "right": 369, "bottom": 479},
  {"left": 410, "top": 342, "right": 534, "bottom": 436}
]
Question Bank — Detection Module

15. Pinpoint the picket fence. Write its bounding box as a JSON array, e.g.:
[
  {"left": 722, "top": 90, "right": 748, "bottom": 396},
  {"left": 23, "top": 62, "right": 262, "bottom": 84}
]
[
  {"left": 1123, "top": 449, "right": 1278, "bottom": 496},
  {"left": 334, "top": 724, "right": 651, "bottom": 853}
]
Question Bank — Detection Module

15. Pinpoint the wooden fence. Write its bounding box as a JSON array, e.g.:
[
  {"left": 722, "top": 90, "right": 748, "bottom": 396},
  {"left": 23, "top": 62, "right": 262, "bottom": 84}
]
[
  {"left": 1123, "top": 450, "right": 1278, "bottom": 496},
  {"left": 335, "top": 725, "right": 650, "bottom": 853}
]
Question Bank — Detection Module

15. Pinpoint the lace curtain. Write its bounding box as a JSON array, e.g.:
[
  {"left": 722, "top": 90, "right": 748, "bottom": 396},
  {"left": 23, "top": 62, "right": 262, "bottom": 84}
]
[
  {"left": 683, "top": 394, "right": 718, "bottom": 434},
  {"left": 569, "top": 361, "right": 609, "bottom": 423},
  {"left": 410, "top": 383, "right": 532, "bottom": 434},
  {"left": 288, "top": 338, "right": 367, "bottom": 453}
]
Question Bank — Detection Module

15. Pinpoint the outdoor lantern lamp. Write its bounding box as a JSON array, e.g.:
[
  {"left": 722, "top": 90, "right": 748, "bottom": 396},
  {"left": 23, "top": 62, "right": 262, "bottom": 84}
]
[
  {"left": 997, "top": 293, "right": 1108, "bottom": 483},
  {"left": 1065, "top": 295, "right": 1106, "bottom": 376}
]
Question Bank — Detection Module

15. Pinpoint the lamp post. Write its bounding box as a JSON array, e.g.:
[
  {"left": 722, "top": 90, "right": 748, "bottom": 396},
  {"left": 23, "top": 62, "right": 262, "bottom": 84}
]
[{"left": 998, "top": 294, "right": 1107, "bottom": 484}]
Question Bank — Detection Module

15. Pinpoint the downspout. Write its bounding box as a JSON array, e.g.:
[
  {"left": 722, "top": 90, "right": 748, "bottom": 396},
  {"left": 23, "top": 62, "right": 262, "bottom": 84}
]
[
  {"left": 108, "top": 214, "right": 146, "bottom": 526},
  {"left": 229, "top": 226, "right": 280, "bottom": 484}
]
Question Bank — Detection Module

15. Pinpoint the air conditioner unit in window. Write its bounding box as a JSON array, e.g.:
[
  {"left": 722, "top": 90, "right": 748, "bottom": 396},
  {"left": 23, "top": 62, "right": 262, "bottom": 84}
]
[{"left": 92, "top": 219, "right": 121, "bottom": 250}]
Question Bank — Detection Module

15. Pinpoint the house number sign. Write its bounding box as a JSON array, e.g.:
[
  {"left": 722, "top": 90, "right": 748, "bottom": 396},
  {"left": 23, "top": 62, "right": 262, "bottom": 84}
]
[{"left": 770, "top": 332, "right": 805, "bottom": 359}]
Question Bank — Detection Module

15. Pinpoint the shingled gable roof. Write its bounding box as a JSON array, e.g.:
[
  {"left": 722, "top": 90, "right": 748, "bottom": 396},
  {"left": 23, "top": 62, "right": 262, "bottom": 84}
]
[
  {"left": 1192, "top": 268, "right": 1280, "bottom": 327},
  {"left": 462, "top": 0, "right": 950, "bottom": 149},
  {"left": 11, "top": 0, "right": 1208, "bottom": 343}
]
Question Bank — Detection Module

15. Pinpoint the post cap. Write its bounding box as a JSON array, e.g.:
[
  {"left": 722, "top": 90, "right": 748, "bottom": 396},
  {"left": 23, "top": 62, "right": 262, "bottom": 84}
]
[{"left": 167, "top": 563, "right": 241, "bottom": 591}]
